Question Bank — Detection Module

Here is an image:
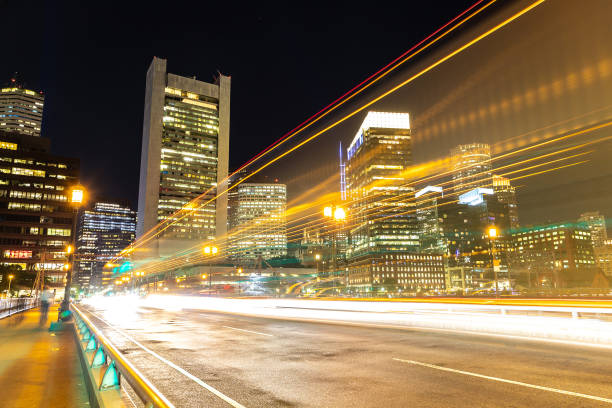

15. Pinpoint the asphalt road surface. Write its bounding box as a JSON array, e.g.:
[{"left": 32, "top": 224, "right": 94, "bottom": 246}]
[{"left": 79, "top": 303, "right": 612, "bottom": 407}]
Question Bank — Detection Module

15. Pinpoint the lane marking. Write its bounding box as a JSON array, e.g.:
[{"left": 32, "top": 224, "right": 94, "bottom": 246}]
[
  {"left": 121, "top": 384, "right": 138, "bottom": 408},
  {"left": 393, "top": 358, "right": 612, "bottom": 404},
  {"left": 222, "top": 326, "right": 273, "bottom": 337},
  {"left": 87, "top": 309, "right": 247, "bottom": 408}
]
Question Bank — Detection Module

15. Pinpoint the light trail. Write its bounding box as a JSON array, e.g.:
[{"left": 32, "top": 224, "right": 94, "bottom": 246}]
[
  {"left": 131, "top": 152, "right": 588, "bottom": 277},
  {"left": 85, "top": 309, "right": 248, "bottom": 408},
  {"left": 126, "top": 0, "right": 497, "bottom": 253},
  {"left": 84, "top": 296, "right": 612, "bottom": 349}
]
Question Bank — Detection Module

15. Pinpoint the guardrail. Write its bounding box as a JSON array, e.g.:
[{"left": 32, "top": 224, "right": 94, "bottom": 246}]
[
  {"left": 0, "top": 297, "right": 37, "bottom": 319},
  {"left": 71, "top": 304, "right": 175, "bottom": 408}
]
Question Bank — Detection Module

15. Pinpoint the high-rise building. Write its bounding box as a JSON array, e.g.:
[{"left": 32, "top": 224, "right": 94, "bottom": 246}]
[
  {"left": 493, "top": 175, "right": 519, "bottom": 229},
  {"left": 137, "top": 57, "right": 230, "bottom": 254},
  {"left": 415, "top": 186, "right": 446, "bottom": 254},
  {"left": 450, "top": 143, "right": 492, "bottom": 194},
  {"left": 0, "top": 77, "right": 44, "bottom": 137},
  {"left": 509, "top": 222, "right": 596, "bottom": 287},
  {"left": 228, "top": 183, "right": 287, "bottom": 266},
  {"left": 346, "top": 111, "right": 418, "bottom": 257},
  {"left": 0, "top": 130, "right": 79, "bottom": 289},
  {"left": 345, "top": 112, "right": 437, "bottom": 294},
  {"left": 578, "top": 211, "right": 607, "bottom": 248},
  {"left": 75, "top": 201, "right": 136, "bottom": 291}
]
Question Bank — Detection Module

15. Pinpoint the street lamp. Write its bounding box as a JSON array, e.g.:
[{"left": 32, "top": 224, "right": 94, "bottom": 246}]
[
  {"left": 323, "top": 205, "right": 347, "bottom": 286},
  {"left": 487, "top": 226, "right": 499, "bottom": 299},
  {"left": 203, "top": 245, "right": 219, "bottom": 294},
  {"left": 60, "top": 185, "right": 86, "bottom": 316},
  {"left": 7, "top": 274, "right": 14, "bottom": 297}
]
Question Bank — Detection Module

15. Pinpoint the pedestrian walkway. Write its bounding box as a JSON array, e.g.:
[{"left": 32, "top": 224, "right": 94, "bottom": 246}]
[{"left": 0, "top": 305, "right": 90, "bottom": 408}]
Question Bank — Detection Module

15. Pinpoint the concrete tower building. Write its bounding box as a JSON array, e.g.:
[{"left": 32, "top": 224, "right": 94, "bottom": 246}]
[
  {"left": 0, "top": 77, "right": 44, "bottom": 137},
  {"left": 137, "top": 57, "right": 230, "bottom": 255},
  {"left": 450, "top": 143, "right": 492, "bottom": 194}
]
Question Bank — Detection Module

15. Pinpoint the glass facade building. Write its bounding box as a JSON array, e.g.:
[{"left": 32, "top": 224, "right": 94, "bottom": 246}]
[
  {"left": 138, "top": 57, "right": 230, "bottom": 255},
  {"left": 0, "top": 130, "right": 79, "bottom": 289},
  {"left": 228, "top": 183, "right": 287, "bottom": 265},
  {"left": 450, "top": 143, "right": 492, "bottom": 194},
  {"left": 345, "top": 112, "right": 440, "bottom": 294},
  {"left": 0, "top": 79, "right": 44, "bottom": 137},
  {"left": 75, "top": 202, "right": 136, "bottom": 290}
]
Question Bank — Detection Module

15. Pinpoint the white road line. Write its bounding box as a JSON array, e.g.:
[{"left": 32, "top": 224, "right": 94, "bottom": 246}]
[
  {"left": 88, "top": 310, "right": 247, "bottom": 408},
  {"left": 222, "top": 326, "right": 274, "bottom": 337},
  {"left": 121, "top": 384, "right": 138, "bottom": 408},
  {"left": 393, "top": 358, "right": 612, "bottom": 404}
]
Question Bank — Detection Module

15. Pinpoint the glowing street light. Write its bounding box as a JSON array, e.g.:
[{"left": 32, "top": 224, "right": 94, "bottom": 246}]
[
  {"left": 7, "top": 274, "right": 14, "bottom": 296},
  {"left": 333, "top": 207, "right": 346, "bottom": 220},
  {"left": 203, "top": 245, "right": 220, "bottom": 294},
  {"left": 203, "top": 245, "right": 218, "bottom": 255},
  {"left": 488, "top": 227, "right": 498, "bottom": 238},
  {"left": 323, "top": 205, "right": 348, "bottom": 284},
  {"left": 61, "top": 185, "right": 87, "bottom": 316}
]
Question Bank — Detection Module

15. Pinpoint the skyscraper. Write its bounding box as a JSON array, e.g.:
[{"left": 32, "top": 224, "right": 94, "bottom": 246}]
[
  {"left": 493, "top": 175, "right": 519, "bottom": 229},
  {"left": 346, "top": 111, "right": 418, "bottom": 257},
  {"left": 345, "top": 112, "right": 441, "bottom": 293},
  {"left": 137, "top": 58, "right": 230, "bottom": 256},
  {"left": 578, "top": 211, "right": 607, "bottom": 248},
  {"left": 0, "top": 77, "right": 44, "bottom": 137},
  {"left": 228, "top": 183, "right": 287, "bottom": 266},
  {"left": 450, "top": 143, "right": 492, "bottom": 194},
  {"left": 415, "top": 186, "right": 446, "bottom": 254},
  {"left": 75, "top": 201, "right": 136, "bottom": 291}
]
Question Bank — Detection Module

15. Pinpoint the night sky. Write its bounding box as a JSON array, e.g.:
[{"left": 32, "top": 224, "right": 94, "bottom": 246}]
[
  {"left": 4, "top": 0, "right": 612, "bottom": 227},
  {"left": 3, "top": 0, "right": 475, "bottom": 203}
]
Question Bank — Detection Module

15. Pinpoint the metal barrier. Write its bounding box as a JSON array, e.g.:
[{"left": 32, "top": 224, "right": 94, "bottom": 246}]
[
  {"left": 71, "top": 304, "right": 175, "bottom": 408},
  {"left": 0, "top": 297, "right": 36, "bottom": 319}
]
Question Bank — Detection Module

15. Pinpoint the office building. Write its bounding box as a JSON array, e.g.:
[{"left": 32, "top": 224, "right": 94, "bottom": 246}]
[
  {"left": 415, "top": 186, "right": 446, "bottom": 254},
  {"left": 439, "top": 188, "right": 511, "bottom": 291},
  {"left": 345, "top": 112, "right": 428, "bottom": 292},
  {"left": 0, "top": 130, "right": 79, "bottom": 289},
  {"left": 0, "top": 77, "right": 44, "bottom": 137},
  {"left": 493, "top": 175, "right": 519, "bottom": 229},
  {"left": 137, "top": 57, "right": 230, "bottom": 254},
  {"left": 578, "top": 211, "right": 607, "bottom": 248},
  {"left": 509, "top": 222, "right": 596, "bottom": 287},
  {"left": 450, "top": 143, "right": 492, "bottom": 194},
  {"left": 346, "top": 111, "right": 418, "bottom": 257},
  {"left": 228, "top": 183, "right": 287, "bottom": 266},
  {"left": 594, "top": 240, "right": 612, "bottom": 277},
  {"left": 347, "top": 253, "right": 446, "bottom": 294},
  {"left": 75, "top": 201, "right": 136, "bottom": 290}
]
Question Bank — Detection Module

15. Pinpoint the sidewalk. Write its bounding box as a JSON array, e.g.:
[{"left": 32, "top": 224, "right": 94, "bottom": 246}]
[{"left": 0, "top": 305, "right": 90, "bottom": 408}]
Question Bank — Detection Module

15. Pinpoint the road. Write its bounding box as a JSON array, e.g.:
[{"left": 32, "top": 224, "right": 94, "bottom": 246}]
[{"left": 79, "top": 302, "right": 612, "bottom": 408}]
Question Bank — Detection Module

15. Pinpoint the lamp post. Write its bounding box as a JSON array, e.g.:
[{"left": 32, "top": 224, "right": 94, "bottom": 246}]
[
  {"left": 203, "top": 245, "right": 218, "bottom": 295},
  {"left": 7, "top": 274, "right": 14, "bottom": 297},
  {"left": 60, "top": 185, "right": 86, "bottom": 315},
  {"left": 323, "top": 205, "right": 346, "bottom": 287},
  {"left": 487, "top": 226, "right": 499, "bottom": 299}
]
